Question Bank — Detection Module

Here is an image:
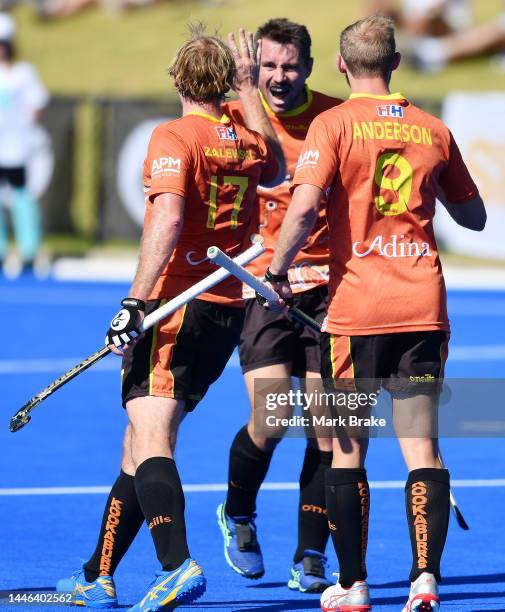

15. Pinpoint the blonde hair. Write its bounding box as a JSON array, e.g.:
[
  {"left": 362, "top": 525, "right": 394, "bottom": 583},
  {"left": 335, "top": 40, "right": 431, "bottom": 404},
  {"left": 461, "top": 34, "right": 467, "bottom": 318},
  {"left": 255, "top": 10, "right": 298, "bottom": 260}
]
[
  {"left": 168, "top": 23, "right": 235, "bottom": 103},
  {"left": 340, "top": 14, "right": 396, "bottom": 78}
]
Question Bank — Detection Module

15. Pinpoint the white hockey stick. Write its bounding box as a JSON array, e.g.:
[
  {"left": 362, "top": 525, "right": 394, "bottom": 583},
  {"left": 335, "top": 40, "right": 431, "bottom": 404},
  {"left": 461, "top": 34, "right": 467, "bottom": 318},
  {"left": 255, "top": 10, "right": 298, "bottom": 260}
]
[
  {"left": 207, "top": 246, "right": 321, "bottom": 332},
  {"left": 9, "top": 242, "right": 265, "bottom": 432}
]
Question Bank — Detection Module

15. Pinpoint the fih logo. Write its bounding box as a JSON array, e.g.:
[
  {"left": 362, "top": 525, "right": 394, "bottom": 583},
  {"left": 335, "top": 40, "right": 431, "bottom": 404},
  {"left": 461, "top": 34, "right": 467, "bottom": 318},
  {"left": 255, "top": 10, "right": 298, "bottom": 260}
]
[
  {"left": 376, "top": 104, "right": 404, "bottom": 118},
  {"left": 215, "top": 126, "right": 238, "bottom": 141}
]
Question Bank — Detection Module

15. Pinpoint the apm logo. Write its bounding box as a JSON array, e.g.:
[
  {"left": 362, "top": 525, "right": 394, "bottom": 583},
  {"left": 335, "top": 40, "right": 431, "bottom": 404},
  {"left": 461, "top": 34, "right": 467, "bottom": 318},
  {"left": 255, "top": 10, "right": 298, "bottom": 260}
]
[
  {"left": 376, "top": 104, "right": 404, "bottom": 118},
  {"left": 215, "top": 126, "right": 238, "bottom": 141},
  {"left": 296, "top": 149, "right": 320, "bottom": 169},
  {"left": 151, "top": 156, "right": 181, "bottom": 176}
]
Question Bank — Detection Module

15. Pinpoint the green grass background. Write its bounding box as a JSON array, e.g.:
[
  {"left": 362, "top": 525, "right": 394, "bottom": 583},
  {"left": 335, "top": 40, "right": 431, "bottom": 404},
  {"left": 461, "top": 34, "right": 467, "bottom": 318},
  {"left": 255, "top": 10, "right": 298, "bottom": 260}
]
[{"left": 9, "top": 0, "right": 505, "bottom": 253}]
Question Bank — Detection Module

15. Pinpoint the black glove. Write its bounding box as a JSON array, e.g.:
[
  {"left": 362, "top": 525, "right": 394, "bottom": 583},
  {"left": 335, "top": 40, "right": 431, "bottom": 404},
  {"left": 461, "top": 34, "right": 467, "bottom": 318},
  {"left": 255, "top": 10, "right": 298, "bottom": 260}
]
[
  {"left": 256, "top": 268, "right": 293, "bottom": 308},
  {"left": 105, "top": 298, "right": 145, "bottom": 348}
]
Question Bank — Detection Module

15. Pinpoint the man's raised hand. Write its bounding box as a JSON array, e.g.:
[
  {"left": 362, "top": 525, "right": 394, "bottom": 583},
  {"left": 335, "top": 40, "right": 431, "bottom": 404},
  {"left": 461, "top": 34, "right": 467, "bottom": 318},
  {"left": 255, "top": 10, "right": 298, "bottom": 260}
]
[{"left": 228, "top": 28, "right": 261, "bottom": 93}]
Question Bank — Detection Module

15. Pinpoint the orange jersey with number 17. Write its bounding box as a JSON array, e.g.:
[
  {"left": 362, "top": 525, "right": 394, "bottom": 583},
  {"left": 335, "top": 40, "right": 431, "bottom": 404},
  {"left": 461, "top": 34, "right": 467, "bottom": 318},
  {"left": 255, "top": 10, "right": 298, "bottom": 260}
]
[
  {"left": 224, "top": 88, "right": 341, "bottom": 296},
  {"left": 143, "top": 111, "right": 279, "bottom": 306},
  {"left": 291, "top": 93, "right": 479, "bottom": 335}
]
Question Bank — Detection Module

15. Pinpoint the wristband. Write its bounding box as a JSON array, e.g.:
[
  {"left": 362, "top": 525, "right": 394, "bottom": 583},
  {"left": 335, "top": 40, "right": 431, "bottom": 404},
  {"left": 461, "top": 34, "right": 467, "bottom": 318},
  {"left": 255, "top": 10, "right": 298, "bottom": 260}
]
[{"left": 264, "top": 267, "right": 288, "bottom": 283}]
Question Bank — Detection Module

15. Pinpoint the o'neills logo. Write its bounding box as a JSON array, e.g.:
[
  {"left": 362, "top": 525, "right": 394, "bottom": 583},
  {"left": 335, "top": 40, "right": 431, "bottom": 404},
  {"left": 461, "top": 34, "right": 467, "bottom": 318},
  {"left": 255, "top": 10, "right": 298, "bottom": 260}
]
[
  {"left": 353, "top": 234, "right": 431, "bottom": 258},
  {"left": 99, "top": 497, "right": 123, "bottom": 576},
  {"left": 302, "top": 504, "right": 327, "bottom": 515},
  {"left": 412, "top": 481, "right": 428, "bottom": 570},
  {"left": 358, "top": 482, "right": 370, "bottom": 573},
  {"left": 148, "top": 515, "right": 172, "bottom": 530}
]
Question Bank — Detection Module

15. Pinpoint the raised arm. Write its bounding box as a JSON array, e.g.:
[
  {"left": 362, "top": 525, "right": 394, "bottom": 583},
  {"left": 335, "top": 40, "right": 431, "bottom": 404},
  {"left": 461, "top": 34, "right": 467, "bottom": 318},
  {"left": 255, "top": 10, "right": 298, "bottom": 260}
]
[{"left": 228, "top": 28, "right": 286, "bottom": 186}]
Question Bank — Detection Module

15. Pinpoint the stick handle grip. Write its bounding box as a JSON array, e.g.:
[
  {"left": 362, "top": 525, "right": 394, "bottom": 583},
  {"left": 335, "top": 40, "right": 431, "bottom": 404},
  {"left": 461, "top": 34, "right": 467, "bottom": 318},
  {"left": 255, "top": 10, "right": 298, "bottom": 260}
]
[
  {"left": 207, "top": 246, "right": 322, "bottom": 333},
  {"left": 207, "top": 245, "right": 278, "bottom": 302}
]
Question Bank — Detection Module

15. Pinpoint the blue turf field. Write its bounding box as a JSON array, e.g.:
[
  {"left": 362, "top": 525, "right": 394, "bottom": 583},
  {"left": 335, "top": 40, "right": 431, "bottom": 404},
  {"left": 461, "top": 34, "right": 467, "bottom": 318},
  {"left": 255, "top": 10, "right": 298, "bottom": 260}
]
[{"left": 1, "top": 276, "right": 504, "bottom": 611}]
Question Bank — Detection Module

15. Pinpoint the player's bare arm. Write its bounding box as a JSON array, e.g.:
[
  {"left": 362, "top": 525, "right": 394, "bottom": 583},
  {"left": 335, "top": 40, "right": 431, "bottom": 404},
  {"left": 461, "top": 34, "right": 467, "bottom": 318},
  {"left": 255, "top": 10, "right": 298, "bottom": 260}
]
[
  {"left": 228, "top": 29, "right": 286, "bottom": 186},
  {"left": 129, "top": 193, "right": 185, "bottom": 301},
  {"left": 107, "top": 193, "right": 185, "bottom": 355},
  {"left": 438, "top": 191, "right": 486, "bottom": 231},
  {"left": 270, "top": 183, "right": 322, "bottom": 276}
]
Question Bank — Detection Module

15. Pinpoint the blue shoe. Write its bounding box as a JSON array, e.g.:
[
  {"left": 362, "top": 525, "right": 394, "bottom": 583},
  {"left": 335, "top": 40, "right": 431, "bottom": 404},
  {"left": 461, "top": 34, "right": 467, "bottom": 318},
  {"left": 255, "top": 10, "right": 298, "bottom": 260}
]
[
  {"left": 216, "top": 502, "right": 264, "bottom": 579},
  {"left": 287, "top": 550, "right": 332, "bottom": 593},
  {"left": 128, "top": 558, "right": 206, "bottom": 611},
  {"left": 56, "top": 567, "right": 117, "bottom": 608}
]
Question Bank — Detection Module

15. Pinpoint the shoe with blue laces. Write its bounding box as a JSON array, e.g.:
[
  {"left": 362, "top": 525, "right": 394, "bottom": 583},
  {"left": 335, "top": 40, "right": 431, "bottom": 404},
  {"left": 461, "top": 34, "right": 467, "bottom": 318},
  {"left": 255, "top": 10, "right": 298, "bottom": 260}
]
[
  {"left": 128, "top": 558, "right": 206, "bottom": 611},
  {"left": 288, "top": 550, "right": 332, "bottom": 593},
  {"left": 56, "top": 567, "right": 117, "bottom": 608},
  {"left": 216, "top": 502, "right": 264, "bottom": 579}
]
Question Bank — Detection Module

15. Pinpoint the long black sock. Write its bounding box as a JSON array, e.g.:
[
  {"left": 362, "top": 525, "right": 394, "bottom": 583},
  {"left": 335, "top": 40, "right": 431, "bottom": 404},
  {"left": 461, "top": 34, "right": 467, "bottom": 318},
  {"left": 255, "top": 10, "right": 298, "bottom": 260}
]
[
  {"left": 325, "top": 468, "right": 370, "bottom": 588},
  {"left": 293, "top": 447, "right": 332, "bottom": 562},
  {"left": 225, "top": 426, "right": 274, "bottom": 518},
  {"left": 84, "top": 471, "right": 144, "bottom": 582},
  {"left": 405, "top": 468, "right": 450, "bottom": 582},
  {"left": 134, "top": 457, "right": 189, "bottom": 571}
]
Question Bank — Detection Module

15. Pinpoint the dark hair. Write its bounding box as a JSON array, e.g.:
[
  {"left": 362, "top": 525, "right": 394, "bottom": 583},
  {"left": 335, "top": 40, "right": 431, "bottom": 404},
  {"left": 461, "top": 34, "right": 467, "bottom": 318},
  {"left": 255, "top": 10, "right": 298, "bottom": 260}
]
[
  {"left": 0, "top": 40, "right": 15, "bottom": 61},
  {"left": 255, "top": 18, "right": 311, "bottom": 66}
]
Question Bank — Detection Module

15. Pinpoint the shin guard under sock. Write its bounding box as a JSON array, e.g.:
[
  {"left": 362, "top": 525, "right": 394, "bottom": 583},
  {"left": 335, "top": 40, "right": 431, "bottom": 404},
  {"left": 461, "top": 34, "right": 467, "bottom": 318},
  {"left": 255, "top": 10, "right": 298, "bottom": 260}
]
[
  {"left": 325, "top": 468, "right": 370, "bottom": 588},
  {"left": 293, "top": 446, "right": 333, "bottom": 562},
  {"left": 135, "top": 457, "right": 189, "bottom": 571},
  {"left": 225, "top": 426, "right": 274, "bottom": 518},
  {"left": 84, "top": 471, "right": 144, "bottom": 582},
  {"left": 405, "top": 468, "right": 450, "bottom": 582}
]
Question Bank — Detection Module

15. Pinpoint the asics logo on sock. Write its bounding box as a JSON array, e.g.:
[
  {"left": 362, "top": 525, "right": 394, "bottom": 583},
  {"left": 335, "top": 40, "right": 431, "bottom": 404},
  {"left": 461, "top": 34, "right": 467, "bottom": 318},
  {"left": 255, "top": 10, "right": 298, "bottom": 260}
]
[
  {"left": 411, "top": 482, "right": 428, "bottom": 570},
  {"left": 100, "top": 497, "right": 123, "bottom": 576},
  {"left": 148, "top": 515, "right": 172, "bottom": 530}
]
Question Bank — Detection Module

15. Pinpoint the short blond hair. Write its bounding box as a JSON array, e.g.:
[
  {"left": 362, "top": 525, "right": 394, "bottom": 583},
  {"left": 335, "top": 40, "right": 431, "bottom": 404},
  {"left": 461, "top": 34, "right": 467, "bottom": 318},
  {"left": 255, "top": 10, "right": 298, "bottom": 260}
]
[
  {"left": 168, "top": 24, "right": 235, "bottom": 103},
  {"left": 340, "top": 14, "right": 396, "bottom": 78}
]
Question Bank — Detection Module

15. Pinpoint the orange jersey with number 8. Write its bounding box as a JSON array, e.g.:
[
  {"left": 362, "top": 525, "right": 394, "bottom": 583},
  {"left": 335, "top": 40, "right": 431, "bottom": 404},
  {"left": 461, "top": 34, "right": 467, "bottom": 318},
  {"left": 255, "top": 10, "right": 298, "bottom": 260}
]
[
  {"left": 291, "top": 93, "right": 479, "bottom": 335},
  {"left": 143, "top": 112, "right": 279, "bottom": 305}
]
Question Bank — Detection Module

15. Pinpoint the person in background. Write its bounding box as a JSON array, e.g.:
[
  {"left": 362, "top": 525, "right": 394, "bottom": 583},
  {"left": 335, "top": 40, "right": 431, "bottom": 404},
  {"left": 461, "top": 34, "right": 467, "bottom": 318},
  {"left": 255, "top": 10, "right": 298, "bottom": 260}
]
[
  {"left": 0, "top": 12, "right": 49, "bottom": 278},
  {"left": 365, "top": 0, "right": 505, "bottom": 72}
]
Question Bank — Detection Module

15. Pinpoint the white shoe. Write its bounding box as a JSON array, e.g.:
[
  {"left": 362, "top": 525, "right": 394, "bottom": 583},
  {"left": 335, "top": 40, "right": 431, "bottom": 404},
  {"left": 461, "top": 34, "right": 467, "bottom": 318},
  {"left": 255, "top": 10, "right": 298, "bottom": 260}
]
[
  {"left": 320, "top": 574, "right": 371, "bottom": 611},
  {"left": 402, "top": 572, "right": 440, "bottom": 612}
]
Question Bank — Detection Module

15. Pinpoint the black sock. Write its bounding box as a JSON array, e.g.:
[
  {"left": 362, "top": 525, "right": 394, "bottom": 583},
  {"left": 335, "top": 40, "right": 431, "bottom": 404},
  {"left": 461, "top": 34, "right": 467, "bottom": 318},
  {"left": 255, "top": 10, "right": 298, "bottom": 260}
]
[
  {"left": 225, "top": 426, "right": 274, "bottom": 518},
  {"left": 134, "top": 457, "right": 189, "bottom": 571},
  {"left": 325, "top": 468, "right": 370, "bottom": 588},
  {"left": 293, "top": 447, "right": 333, "bottom": 563},
  {"left": 405, "top": 468, "right": 450, "bottom": 582},
  {"left": 84, "top": 471, "right": 144, "bottom": 582}
]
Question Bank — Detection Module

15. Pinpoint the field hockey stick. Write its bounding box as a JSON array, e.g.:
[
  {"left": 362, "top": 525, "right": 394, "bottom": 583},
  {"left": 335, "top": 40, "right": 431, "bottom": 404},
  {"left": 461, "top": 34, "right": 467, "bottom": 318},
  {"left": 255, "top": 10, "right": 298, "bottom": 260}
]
[
  {"left": 8, "top": 242, "right": 266, "bottom": 433},
  {"left": 207, "top": 246, "right": 470, "bottom": 531},
  {"left": 438, "top": 450, "right": 469, "bottom": 529},
  {"left": 207, "top": 246, "right": 321, "bottom": 332}
]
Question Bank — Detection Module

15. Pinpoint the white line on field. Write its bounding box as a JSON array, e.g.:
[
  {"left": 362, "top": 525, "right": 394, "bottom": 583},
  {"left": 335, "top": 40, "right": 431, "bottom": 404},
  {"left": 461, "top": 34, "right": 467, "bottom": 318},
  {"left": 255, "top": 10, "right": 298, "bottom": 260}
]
[
  {"left": 0, "top": 344, "right": 504, "bottom": 375},
  {"left": 1, "top": 479, "right": 504, "bottom": 496}
]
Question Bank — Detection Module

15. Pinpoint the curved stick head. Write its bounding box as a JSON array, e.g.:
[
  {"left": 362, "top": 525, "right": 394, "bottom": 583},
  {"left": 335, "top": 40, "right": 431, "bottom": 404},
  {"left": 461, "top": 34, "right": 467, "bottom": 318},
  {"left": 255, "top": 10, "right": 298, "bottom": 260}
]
[{"left": 9, "top": 413, "right": 31, "bottom": 433}]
